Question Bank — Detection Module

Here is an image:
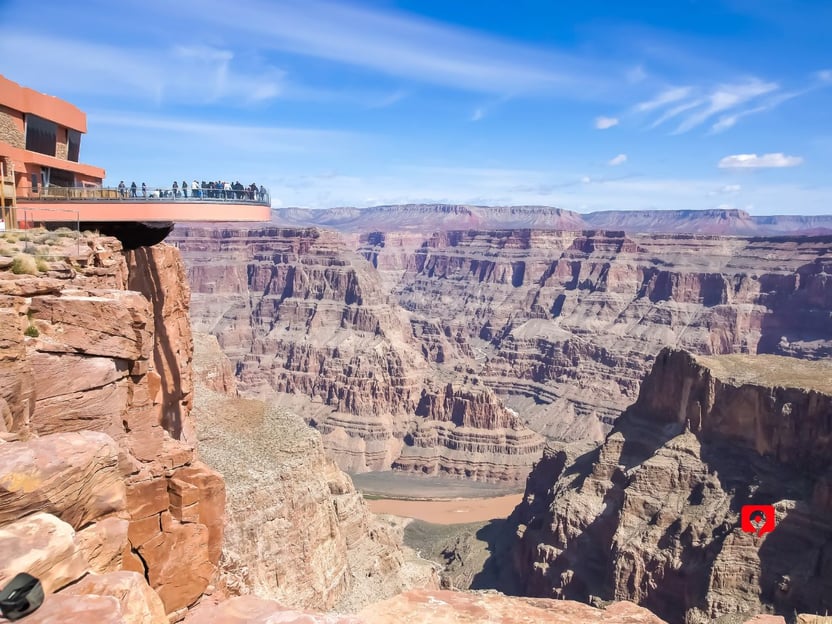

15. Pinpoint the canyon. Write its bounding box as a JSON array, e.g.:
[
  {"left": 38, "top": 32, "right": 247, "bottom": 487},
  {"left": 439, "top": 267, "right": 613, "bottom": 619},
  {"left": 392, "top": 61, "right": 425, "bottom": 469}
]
[
  {"left": 172, "top": 217, "right": 832, "bottom": 479},
  {"left": 0, "top": 229, "right": 670, "bottom": 623}
]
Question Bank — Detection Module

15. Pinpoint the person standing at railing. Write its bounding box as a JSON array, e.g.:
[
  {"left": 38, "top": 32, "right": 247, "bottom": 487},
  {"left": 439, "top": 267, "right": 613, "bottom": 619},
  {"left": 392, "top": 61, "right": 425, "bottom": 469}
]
[
  {"left": 118, "top": 181, "right": 126, "bottom": 198},
  {"left": 259, "top": 185, "right": 267, "bottom": 202},
  {"left": 182, "top": 180, "right": 188, "bottom": 198},
  {"left": 192, "top": 179, "right": 200, "bottom": 198},
  {"left": 141, "top": 182, "right": 147, "bottom": 198},
  {"left": 223, "top": 181, "right": 231, "bottom": 199},
  {"left": 172, "top": 181, "right": 179, "bottom": 198},
  {"left": 130, "top": 181, "right": 137, "bottom": 197}
]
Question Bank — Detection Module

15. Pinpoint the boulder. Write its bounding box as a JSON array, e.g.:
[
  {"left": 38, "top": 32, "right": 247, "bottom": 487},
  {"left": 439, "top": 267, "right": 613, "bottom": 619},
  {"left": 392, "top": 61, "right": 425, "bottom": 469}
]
[
  {"left": 63, "top": 571, "right": 167, "bottom": 624},
  {"left": 75, "top": 517, "right": 129, "bottom": 574},
  {"left": 0, "top": 431, "right": 124, "bottom": 529},
  {"left": 0, "top": 512, "right": 88, "bottom": 593},
  {"left": 184, "top": 595, "right": 363, "bottom": 624},
  {"left": 21, "top": 594, "right": 126, "bottom": 624},
  {"left": 358, "top": 590, "right": 668, "bottom": 623}
]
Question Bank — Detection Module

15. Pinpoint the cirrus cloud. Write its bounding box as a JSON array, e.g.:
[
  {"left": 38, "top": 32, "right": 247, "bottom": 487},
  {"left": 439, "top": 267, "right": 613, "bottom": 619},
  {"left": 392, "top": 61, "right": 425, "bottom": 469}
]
[
  {"left": 594, "top": 116, "right": 619, "bottom": 129},
  {"left": 608, "top": 153, "right": 627, "bottom": 166},
  {"left": 717, "top": 153, "right": 803, "bottom": 169}
]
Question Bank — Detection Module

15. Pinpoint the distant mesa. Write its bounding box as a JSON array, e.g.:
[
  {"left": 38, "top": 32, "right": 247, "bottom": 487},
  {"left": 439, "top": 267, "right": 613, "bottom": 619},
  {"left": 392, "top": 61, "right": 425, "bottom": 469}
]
[{"left": 273, "top": 204, "right": 832, "bottom": 236}]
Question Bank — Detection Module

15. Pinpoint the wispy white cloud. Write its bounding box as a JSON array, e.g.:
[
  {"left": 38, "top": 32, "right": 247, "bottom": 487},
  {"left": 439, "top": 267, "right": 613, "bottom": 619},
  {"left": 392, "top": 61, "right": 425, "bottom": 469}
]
[
  {"left": 90, "top": 111, "right": 357, "bottom": 155},
  {"left": 115, "top": 0, "right": 611, "bottom": 97},
  {"left": 367, "top": 90, "right": 408, "bottom": 109},
  {"left": 637, "top": 71, "right": 831, "bottom": 135},
  {"left": 272, "top": 167, "right": 832, "bottom": 215},
  {"left": 595, "top": 116, "right": 619, "bottom": 129},
  {"left": 0, "top": 33, "right": 285, "bottom": 105},
  {"left": 672, "top": 78, "right": 778, "bottom": 134},
  {"left": 718, "top": 153, "right": 804, "bottom": 169},
  {"left": 635, "top": 86, "right": 693, "bottom": 112},
  {"left": 608, "top": 153, "right": 628, "bottom": 166},
  {"left": 710, "top": 73, "right": 832, "bottom": 134}
]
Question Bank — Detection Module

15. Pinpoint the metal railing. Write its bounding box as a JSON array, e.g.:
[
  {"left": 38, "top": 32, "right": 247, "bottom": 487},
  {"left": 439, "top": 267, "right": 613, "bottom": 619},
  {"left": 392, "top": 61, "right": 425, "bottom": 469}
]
[{"left": 17, "top": 184, "right": 270, "bottom": 205}]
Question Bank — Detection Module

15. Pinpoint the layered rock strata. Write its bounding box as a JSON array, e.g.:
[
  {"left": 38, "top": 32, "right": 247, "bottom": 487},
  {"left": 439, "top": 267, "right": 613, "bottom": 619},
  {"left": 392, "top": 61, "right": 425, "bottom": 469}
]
[
  {"left": 506, "top": 348, "right": 832, "bottom": 623},
  {"left": 0, "top": 234, "right": 224, "bottom": 620},
  {"left": 173, "top": 227, "right": 544, "bottom": 482},
  {"left": 176, "top": 226, "right": 832, "bottom": 453}
]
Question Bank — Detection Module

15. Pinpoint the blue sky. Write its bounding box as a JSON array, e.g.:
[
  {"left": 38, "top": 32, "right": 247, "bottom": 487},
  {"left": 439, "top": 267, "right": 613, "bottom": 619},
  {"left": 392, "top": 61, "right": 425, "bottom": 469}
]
[{"left": 1, "top": 0, "right": 831, "bottom": 213}]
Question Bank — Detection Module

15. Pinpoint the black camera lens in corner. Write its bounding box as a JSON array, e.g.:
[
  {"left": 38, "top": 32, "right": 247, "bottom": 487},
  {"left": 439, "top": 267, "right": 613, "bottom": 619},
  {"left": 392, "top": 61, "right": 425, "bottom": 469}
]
[{"left": 0, "top": 573, "right": 44, "bottom": 621}]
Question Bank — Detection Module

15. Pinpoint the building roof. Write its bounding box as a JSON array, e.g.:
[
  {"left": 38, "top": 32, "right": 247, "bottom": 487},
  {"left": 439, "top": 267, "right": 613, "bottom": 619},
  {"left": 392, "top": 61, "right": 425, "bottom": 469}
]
[{"left": 0, "top": 74, "right": 87, "bottom": 133}]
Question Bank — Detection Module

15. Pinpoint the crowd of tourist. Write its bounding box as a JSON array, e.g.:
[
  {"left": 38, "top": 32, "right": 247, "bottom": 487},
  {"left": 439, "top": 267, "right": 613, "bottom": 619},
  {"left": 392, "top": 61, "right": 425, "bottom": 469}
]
[{"left": 116, "top": 180, "right": 267, "bottom": 202}]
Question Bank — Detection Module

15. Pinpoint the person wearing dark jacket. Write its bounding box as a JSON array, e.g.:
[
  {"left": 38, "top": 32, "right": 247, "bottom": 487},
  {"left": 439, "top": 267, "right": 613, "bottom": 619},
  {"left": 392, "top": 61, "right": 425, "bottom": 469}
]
[{"left": 130, "top": 181, "right": 137, "bottom": 197}]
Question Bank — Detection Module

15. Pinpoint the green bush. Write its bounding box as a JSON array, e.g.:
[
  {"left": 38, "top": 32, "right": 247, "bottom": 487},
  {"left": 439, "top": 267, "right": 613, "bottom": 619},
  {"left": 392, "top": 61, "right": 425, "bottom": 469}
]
[
  {"left": 35, "top": 257, "right": 50, "bottom": 272},
  {"left": 24, "top": 325, "right": 39, "bottom": 338},
  {"left": 11, "top": 254, "right": 37, "bottom": 275}
]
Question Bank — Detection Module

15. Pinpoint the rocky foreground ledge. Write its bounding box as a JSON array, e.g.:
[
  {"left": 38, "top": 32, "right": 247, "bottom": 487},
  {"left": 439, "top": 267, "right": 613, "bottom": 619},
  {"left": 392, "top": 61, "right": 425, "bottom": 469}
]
[{"left": 184, "top": 589, "right": 668, "bottom": 623}]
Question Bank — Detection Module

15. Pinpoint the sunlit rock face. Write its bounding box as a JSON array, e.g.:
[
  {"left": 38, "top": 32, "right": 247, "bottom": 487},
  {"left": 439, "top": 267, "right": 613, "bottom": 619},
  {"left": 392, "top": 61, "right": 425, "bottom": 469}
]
[
  {"left": 506, "top": 348, "right": 832, "bottom": 624},
  {"left": 174, "top": 226, "right": 544, "bottom": 483},
  {"left": 0, "top": 237, "right": 224, "bottom": 619}
]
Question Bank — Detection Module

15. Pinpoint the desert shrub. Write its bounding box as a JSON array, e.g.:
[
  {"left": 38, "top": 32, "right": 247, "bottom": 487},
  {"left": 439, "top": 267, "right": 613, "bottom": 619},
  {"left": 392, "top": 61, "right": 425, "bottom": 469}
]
[
  {"left": 0, "top": 244, "right": 12, "bottom": 256},
  {"left": 36, "top": 233, "right": 60, "bottom": 245},
  {"left": 11, "top": 253, "right": 37, "bottom": 275},
  {"left": 24, "top": 325, "right": 39, "bottom": 338},
  {"left": 55, "top": 227, "right": 76, "bottom": 238},
  {"left": 2, "top": 234, "right": 19, "bottom": 243},
  {"left": 35, "top": 257, "right": 50, "bottom": 272},
  {"left": 18, "top": 233, "right": 31, "bottom": 242}
]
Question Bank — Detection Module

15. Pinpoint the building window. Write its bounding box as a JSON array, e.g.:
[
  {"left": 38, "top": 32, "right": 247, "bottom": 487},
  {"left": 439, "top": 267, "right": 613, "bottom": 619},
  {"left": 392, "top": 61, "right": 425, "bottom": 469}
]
[
  {"left": 25, "top": 115, "right": 58, "bottom": 157},
  {"left": 67, "top": 129, "right": 81, "bottom": 162}
]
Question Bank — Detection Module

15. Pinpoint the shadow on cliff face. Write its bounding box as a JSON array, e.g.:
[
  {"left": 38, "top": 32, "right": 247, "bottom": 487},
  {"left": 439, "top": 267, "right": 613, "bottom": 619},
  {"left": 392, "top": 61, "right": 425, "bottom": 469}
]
[
  {"left": 127, "top": 247, "right": 186, "bottom": 440},
  {"left": 482, "top": 408, "right": 832, "bottom": 624},
  {"left": 757, "top": 260, "right": 832, "bottom": 357},
  {"left": 756, "top": 504, "right": 832, "bottom": 619}
]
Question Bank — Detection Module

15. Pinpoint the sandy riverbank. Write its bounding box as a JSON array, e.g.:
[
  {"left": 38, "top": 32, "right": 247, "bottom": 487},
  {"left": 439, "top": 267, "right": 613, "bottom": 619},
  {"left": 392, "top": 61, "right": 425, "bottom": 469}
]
[{"left": 367, "top": 493, "right": 523, "bottom": 524}]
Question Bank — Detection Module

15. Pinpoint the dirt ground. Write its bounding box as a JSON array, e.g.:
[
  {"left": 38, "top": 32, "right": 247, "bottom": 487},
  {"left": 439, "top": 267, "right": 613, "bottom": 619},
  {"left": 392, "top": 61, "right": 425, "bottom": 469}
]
[{"left": 367, "top": 493, "right": 523, "bottom": 524}]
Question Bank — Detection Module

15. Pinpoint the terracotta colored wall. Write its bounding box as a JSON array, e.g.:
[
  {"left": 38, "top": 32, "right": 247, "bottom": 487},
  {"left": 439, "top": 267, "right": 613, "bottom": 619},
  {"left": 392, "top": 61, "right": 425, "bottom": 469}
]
[{"left": 0, "top": 74, "right": 87, "bottom": 132}]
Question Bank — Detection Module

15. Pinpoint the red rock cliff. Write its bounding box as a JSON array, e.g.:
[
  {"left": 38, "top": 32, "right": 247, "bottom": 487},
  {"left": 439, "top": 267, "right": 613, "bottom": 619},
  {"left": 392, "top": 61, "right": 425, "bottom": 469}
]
[
  {"left": 506, "top": 348, "right": 832, "bottom": 623},
  {"left": 0, "top": 233, "right": 224, "bottom": 622}
]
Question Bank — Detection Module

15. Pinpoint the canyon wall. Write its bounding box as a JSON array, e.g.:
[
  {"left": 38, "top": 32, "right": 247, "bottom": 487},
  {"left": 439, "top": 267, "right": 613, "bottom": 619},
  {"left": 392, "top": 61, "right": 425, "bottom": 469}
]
[
  {"left": 174, "top": 225, "right": 832, "bottom": 456},
  {"left": 505, "top": 348, "right": 832, "bottom": 623},
  {"left": 172, "top": 227, "right": 544, "bottom": 482},
  {"left": 0, "top": 234, "right": 224, "bottom": 622}
]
